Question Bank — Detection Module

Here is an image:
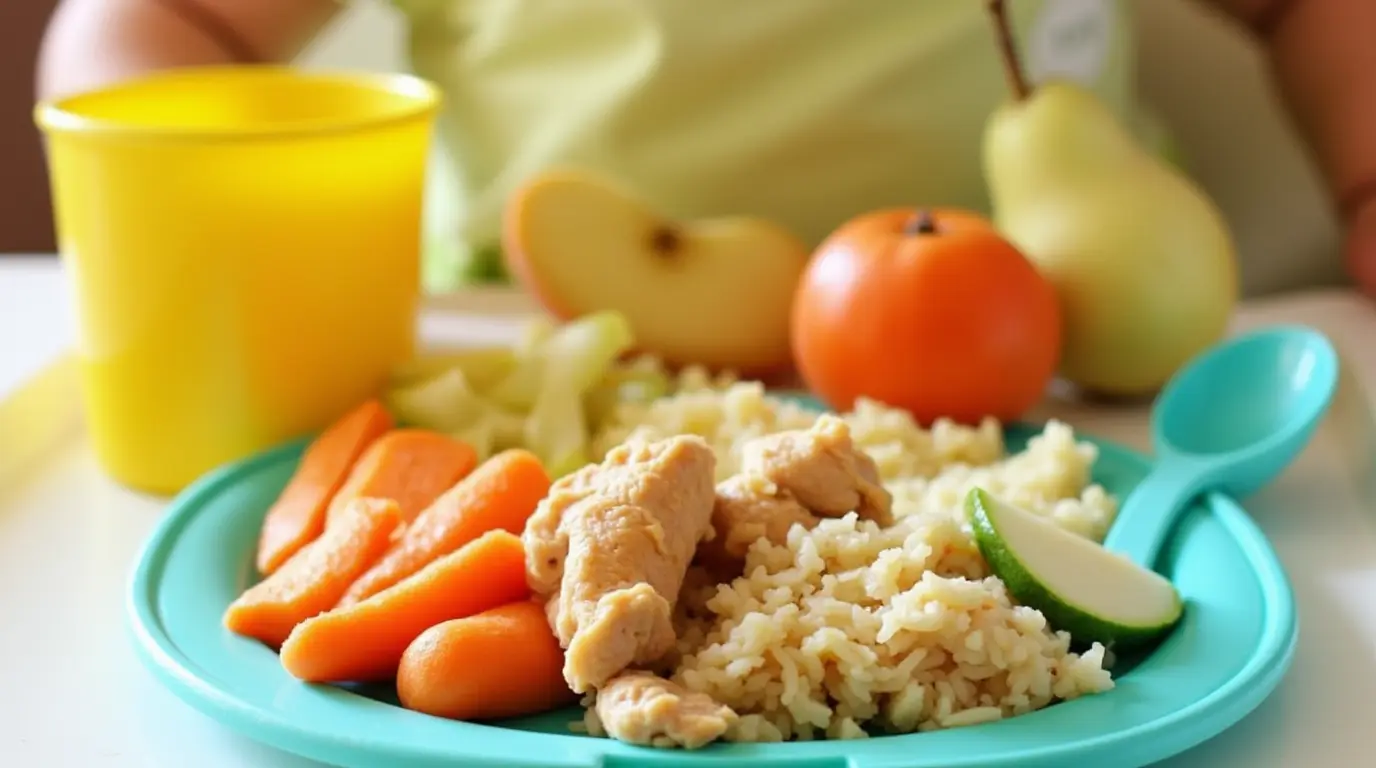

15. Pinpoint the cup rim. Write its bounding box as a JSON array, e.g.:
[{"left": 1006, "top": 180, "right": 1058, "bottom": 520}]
[{"left": 34, "top": 65, "right": 443, "bottom": 143}]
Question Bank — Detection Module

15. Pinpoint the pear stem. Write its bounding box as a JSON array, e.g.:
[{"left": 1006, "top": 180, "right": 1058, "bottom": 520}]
[
  {"left": 987, "top": 0, "right": 1031, "bottom": 102},
  {"left": 905, "top": 210, "right": 938, "bottom": 236}
]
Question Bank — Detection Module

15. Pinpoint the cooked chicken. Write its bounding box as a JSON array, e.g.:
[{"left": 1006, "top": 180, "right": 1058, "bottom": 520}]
[
  {"left": 524, "top": 461, "right": 602, "bottom": 595},
  {"left": 739, "top": 414, "right": 894, "bottom": 525},
  {"left": 595, "top": 670, "right": 738, "bottom": 749},
  {"left": 698, "top": 473, "right": 819, "bottom": 568},
  {"left": 523, "top": 435, "right": 717, "bottom": 694}
]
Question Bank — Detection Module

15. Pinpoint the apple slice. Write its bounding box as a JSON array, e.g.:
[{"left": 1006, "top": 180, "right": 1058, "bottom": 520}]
[{"left": 501, "top": 168, "right": 811, "bottom": 374}]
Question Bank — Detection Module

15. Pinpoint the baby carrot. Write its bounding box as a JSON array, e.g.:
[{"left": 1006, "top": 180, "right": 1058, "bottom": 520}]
[
  {"left": 255, "top": 399, "right": 393, "bottom": 575},
  {"left": 337, "top": 449, "right": 551, "bottom": 607},
  {"left": 397, "top": 600, "right": 577, "bottom": 721},
  {"left": 225, "top": 498, "right": 403, "bottom": 648},
  {"left": 325, "top": 429, "right": 479, "bottom": 527},
  {"left": 279, "top": 529, "right": 530, "bottom": 683}
]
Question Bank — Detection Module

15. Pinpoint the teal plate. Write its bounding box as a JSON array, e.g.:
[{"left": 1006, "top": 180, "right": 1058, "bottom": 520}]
[{"left": 127, "top": 420, "right": 1298, "bottom": 768}]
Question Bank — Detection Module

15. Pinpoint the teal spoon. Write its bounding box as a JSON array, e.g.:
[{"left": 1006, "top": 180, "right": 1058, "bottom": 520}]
[{"left": 1103, "top": 325, "right": 1339, "bottom": 567}]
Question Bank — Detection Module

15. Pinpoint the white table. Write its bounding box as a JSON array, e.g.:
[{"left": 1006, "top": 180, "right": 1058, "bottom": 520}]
[{"left": 3, "top": 257, "right": 1375, "bottom": 768}]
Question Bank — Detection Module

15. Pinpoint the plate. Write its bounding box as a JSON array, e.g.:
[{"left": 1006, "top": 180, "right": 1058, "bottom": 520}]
[{"left": 127, "top": 419, "right": 1297, "bottom": 768}]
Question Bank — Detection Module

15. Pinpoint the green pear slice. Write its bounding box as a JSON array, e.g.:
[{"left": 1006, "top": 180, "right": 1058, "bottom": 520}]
[{"left": 965, "top": 487, "right": 1183, "bottom": 649}]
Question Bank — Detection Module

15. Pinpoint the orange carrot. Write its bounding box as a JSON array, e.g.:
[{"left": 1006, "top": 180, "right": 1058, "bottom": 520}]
[
  {"left": 325, "top": 429, "right": 478, "bottom": 528},
  {"left": 337, "top": 449, "right": 551, "bottom": 607},
  {"left": 255, "top": 399, "right": 393, "bottom": 575},
  {"left": 279, "top": 529, "right": 530, "bottom": 683},
  {"left": 397, "top": 600, "right": 577, "bottom": 721},
  {"left": 226, "top": 498, "right": 403, "bottom": 648}
]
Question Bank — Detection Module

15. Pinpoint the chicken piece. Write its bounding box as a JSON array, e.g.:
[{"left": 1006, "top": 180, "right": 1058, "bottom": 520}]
[
  {"left": 595, "top": 670, "right": 738, "bottom": 749},
  {"left": 524, "top": 461, "right": 602, "bottom": 594},
  {"left": 524, "top": 436, "right": 713, "bottom": 595},
  {"left": 697, "top": 473, "right": 819, "bottom": 571},
  {"left": 528, "top": 435, "right": 717, "bottom": 693},
  {"left": 740, "top": 414, "right": 894, "bottom": 525}
]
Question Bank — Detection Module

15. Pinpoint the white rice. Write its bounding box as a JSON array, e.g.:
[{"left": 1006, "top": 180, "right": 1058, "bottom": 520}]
[{"left": 585, "top": 382, "right": 1119, "bottom": 742}]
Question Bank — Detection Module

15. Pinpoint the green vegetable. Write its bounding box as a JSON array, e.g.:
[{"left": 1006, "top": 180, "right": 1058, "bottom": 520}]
[
  {"left": 523, "top": 311, "right": 635, "bottom": 476},
  {"left": 383, "top": 310, "right": 637, "bottom": 475},
  {"left": 584, "top": 361, "right": 673, "bottom": 428},
  {"left": 484, "top": 317, "right": 559, "bottom": 411},
  {"left": 965, "top": 487, "right": 1184, "bottom": 650},
  {"left": 389, "top": 348, "right": 517, "bottom": 390},
  {"left": 384, "top": 367, "right": 524, "bottom": 462}
]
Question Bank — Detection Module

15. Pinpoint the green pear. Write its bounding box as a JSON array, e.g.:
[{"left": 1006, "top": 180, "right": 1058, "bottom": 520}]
[{"left": 981, "top": 1, "right": 1238, "bottom": 397}]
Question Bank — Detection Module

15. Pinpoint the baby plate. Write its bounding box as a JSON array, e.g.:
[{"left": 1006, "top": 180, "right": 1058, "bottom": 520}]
[{"left": 127, "top": 421, "right": 1296, "bottom": 768}]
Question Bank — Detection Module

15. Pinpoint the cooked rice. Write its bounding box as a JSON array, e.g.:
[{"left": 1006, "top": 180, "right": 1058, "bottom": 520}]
[{"left": 585, "top": 382, "right": 1119, "bottom": 742}]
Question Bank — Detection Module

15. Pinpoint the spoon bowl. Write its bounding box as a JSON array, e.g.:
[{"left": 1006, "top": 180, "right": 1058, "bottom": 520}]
[
  {"left": 1153, "top": 324, "right": 1339, "bottom": 495},
  {"left": 1103, "top": 325, "right": 1339, "bottom": 567}
]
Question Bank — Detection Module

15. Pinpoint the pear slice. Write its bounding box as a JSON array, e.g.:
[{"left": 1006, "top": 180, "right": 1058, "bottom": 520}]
[{"left": 965, "top": 487, "right": 1183, "bottom": 649}]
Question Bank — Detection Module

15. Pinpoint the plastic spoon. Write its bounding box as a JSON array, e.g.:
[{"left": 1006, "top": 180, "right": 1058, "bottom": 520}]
[{"left": 1103, "top": 325, "right": 1339, "bottom": 568}]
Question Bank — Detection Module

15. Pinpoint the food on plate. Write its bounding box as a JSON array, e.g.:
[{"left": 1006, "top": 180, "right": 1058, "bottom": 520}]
[
  {"left": 739, "top": 414, "right": 894, "bottom": 524},
  {"left": 576, "top": 383, "right": 1117, "bottom": 744},
  {"left": 583, "top": 355, "right": 676, "bottom": 428},
  {"left": 339, "top": 448, "right": 551, "bottom": 607},
  {"left": 225, "top": 498, "right": 403, "bottom": 648},
  {"left": 389, "top": 347, "right": 516, "bottom": 391},
  {"left": 386, "top": 367, "right": 527, "bottom": 454},
  {"left": 385, "top": 310, "right": 658, "bottom": 475},
  {"left": 224, "top": 307, "right": 1157, "bottom": 747},
  {"left": 519, "top": 311, "right": 636, "bottom": 476},
  {"left": 697, "top": 415, "right": 894, "bottom": 574},
  {"left": 280, "top": 529, "right": 530, "bottom": 683},
  {"left": 593, "top": 670, "right": 738, "bottom": 749},
  {"left": 981, "top": 0, "right": 1236, "bottom": 397},
  {"left": 501, "top": 167, "right": 810, "bottom": 374},
  {"left": 966, "top": 487, "right": 1183, "bottom": 649},
  {"left": 397, "top": 601, "right": 578, "bottom": 721},
  {"left": 255, "top": 399, "right": 394, "bottom": 575},
  {"left": 700, "top": 475, "right": 817, "bottom": 570},
  {"left": 324, "top": 429, "right": 478, "bottom": 527},
  {"left": 790, "top": 206, "right": 1061, "bottom": 424},
  {"left": 523, "top": 436, "right": 718, "bottom": 693}
]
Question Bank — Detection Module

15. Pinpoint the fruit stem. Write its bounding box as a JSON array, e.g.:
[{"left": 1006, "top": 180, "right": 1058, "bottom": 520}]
[
  {"left": 987, "top": 0, "right": 1031, "bottom": 102},
  {"left": 905, "top": 210, "right": 938, "bottom": 236}
]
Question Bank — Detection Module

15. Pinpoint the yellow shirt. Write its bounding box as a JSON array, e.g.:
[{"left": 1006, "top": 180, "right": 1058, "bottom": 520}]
[{"left": 390, "top": 0, "right": 1162, "bottom": 291}]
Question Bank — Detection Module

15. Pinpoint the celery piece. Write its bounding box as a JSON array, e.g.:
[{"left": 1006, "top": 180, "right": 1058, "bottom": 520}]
[
  {"left": 517, "top": 316, "right": 557, "bottom": 357},
  {"left": 523, "top": 311, "right": 635, "bottom": 473},
  {"left": 390, "top": 347, "right": 517, "bottom": 390},
  {"left": 386, "top": 367, "right": 528, "bottom": 462},
  {"left": 584, "top": 362, "right": 673, "bottom": 429},
  {"left": 385, "top": 367, "right": 491, "bottom": 432},
  {"left": 450, "top": 420, "right": 495, "bottom": 462},
  {"left": 484, "top": 317, "right": 559, "bottom": 410}
]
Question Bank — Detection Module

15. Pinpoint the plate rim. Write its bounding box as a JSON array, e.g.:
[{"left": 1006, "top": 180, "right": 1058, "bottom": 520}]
[{"left": 126, "top": 421, "right": 1299, "bottom": 768}]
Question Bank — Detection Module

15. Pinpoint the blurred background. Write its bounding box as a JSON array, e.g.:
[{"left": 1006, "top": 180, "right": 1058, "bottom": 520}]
[{"left": 0, "top": 0, "right": 1338, "bottom": 280}]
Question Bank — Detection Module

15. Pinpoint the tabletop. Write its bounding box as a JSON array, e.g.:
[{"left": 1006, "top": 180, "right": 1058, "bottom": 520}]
[{"left": 3, "top": 257, "right": 1376, "bottom": 767}]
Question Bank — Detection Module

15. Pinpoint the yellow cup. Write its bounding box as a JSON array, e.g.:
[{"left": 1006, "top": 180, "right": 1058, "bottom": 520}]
[{"left": 35, "top": 66, "right": 441, "bottom": 495}]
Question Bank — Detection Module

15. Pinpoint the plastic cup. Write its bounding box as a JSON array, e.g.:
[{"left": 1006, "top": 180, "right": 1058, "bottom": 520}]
[{"left": 35, "top": 66, "right": 441, "bottom": 494}]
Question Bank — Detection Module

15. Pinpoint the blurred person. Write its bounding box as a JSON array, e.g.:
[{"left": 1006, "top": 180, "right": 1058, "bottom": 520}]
[{"left": 36, "top": 0, "right": 1376, "bottom": 297}]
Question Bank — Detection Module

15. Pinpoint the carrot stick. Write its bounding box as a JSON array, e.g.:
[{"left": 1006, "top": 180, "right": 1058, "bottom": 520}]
[
  {"left": 225, "top": 498, "right": 403, "bottom": 648},
  {"left": 255, "top": 399, "right": 393, "bottom": 575},
  {"left": 337, "top": 449, "right": 551, "bottom": 607},
  {"left": 279, "top": 529, "right": 530, "bottom": 683},
  {"left": 397, "top": 600, "right": 577, "bottom": 721},
  {"left": 325, "top": 429, "right": 479, "bottom": 528}
]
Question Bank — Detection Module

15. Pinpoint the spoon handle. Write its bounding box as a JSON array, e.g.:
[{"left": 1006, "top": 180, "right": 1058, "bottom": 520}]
[{"left": 1103, "top": 467, "right": 1206, "bottom": 568}]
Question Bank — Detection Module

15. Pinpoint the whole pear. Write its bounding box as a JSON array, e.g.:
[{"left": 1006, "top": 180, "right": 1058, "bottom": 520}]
[{"left": 981, "top": 2, "right": 1238, "bottom": 397}]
